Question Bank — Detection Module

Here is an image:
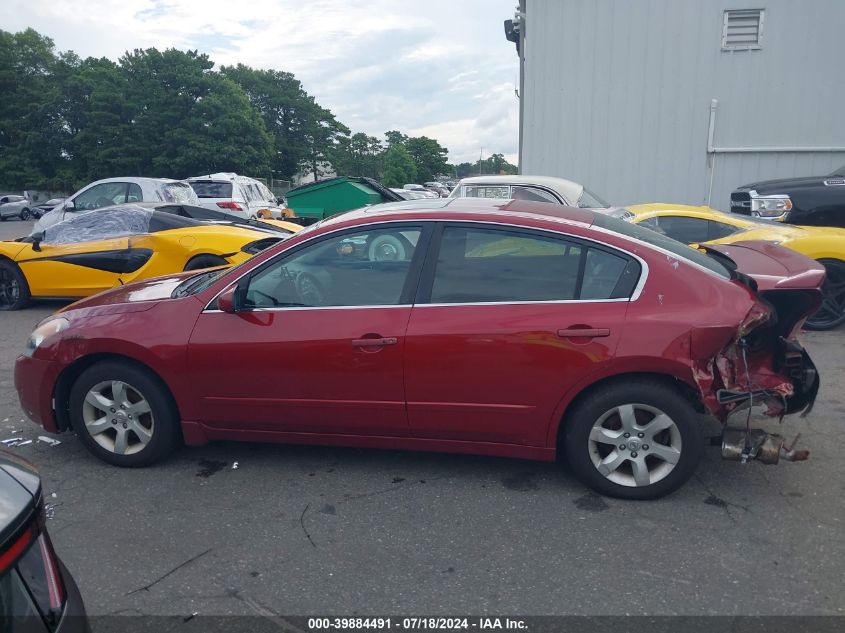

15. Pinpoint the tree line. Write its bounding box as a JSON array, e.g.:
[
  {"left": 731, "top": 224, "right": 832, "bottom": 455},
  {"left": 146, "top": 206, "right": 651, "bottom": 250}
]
[{"left": 0, "top": 28, "right": 516, "bottom": 192}]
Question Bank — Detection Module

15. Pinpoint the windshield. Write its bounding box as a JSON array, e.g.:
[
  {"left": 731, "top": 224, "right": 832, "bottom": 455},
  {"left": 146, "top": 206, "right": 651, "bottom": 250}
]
[{"left": 592, "top": 212, "right": 731, "bottom": 279}]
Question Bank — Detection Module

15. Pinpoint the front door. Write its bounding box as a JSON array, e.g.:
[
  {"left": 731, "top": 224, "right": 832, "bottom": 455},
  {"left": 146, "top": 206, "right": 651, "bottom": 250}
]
[
  {"left": 187, "top": 224, "right": 428, "bottom": 436},
  {"left": 404, "top": 223, "right": 639, "bottom": 446}
]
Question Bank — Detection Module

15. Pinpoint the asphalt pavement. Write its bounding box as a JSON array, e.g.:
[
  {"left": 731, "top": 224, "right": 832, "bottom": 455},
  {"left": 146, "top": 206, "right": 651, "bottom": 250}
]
[{"left": 0, "top": 217, "right": 843, "bottom": 618}]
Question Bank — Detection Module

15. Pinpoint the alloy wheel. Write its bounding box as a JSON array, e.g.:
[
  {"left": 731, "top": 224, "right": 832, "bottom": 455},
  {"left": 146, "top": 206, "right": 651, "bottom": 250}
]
[
  {"left": 81, "top": 380, "right": 155, "bottom": 455},
  {"left": 0, "top": 269, "right": 20, "bottom": 308},
  {"left": 588, "top": 403, "right": 682, "bottom": 487}
]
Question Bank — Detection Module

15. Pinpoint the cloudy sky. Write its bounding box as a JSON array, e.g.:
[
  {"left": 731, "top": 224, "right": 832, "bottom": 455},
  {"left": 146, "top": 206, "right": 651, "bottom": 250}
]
[{"left": 2, "top": 0, "right": 521, "bottom": 164}]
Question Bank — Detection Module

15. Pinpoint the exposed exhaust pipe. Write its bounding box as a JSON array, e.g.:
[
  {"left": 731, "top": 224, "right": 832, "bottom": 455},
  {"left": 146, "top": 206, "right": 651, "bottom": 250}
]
[{"left": 721, "top": 429, "right": 809, "bottom": 464}]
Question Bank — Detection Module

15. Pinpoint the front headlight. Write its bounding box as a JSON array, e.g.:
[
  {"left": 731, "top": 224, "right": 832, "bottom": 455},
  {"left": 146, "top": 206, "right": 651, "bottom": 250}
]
[
  {"left": 24, "top": 317, "right": 70, "bottom": 356},
  {"left": 750, "top": 195, "right": 793, "bottom": 218}
]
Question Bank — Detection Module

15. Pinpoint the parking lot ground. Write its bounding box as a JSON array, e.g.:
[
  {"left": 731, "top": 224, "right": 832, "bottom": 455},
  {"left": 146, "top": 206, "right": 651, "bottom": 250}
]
[{"left": 0, "top": 218, "right": 843, "bottom": 617}]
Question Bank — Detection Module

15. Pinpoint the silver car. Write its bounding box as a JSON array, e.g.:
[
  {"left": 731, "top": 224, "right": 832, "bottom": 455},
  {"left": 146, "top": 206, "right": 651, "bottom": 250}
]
[
  {"left": 0, "top": 195, "right": 33, "bottom": 221},
  {"left": 34, "top": 177, "right": 200, "bottom": 232}
]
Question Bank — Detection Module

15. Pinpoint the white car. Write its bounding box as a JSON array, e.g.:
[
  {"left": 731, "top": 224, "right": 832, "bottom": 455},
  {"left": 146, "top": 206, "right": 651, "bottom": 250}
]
[
  {"left": 403, "top": 184, "right": 438, "bottom": 199},
  {"left": 34, "top": 177, "right": 200, "bottom": 232},
  {"left": 187, "top": 173, "right": 282, "bottom": 219},
  {"left": 449, "top": 175, "right": 609, "bottom": 208},
  {"left": 0, "top": 195, "right": 33, "bottom": 221}
]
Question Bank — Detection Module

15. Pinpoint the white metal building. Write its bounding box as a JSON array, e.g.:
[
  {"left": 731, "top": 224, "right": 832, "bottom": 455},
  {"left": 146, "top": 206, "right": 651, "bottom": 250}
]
[{"left": 510, "top": 0, "right": 845, "bottom": 210}]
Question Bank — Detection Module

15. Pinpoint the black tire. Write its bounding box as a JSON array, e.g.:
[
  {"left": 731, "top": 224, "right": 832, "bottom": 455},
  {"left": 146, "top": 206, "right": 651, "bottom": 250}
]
[
  {"left": 563, "top": 378, "right": 704, "bottom": 500},
  {"left": 184, "top": 254, "right": 228, "bottom": 271},
  {"left": 19, "top": 208, "right": 31, "bottom": 221},
  {"left": 803, "top": 259, "right": 845, "bottom": 331},
  {"left": 0, "top": 259, "right": 31, "bottom": 311},
  {"left": 68, "top": 361, "right": 181, "bottom": 467}
]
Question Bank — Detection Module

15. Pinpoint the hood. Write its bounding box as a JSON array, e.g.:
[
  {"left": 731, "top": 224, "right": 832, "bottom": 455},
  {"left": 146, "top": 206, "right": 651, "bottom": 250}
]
[
  {"left": 736, "top": 176, "right": 827, "bottom": 193},
  {"left": 700, "top": 240, "right": 826, "bottom": 291},
  {"left": 57, "top": 271, "right": 201, "bottom": 315}
]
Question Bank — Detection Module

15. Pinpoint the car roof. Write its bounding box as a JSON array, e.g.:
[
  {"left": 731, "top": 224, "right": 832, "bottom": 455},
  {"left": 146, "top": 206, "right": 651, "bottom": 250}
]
[
  {"left": 87, "top": 177, "right": 187, "bottom": 186},
  {"left": 0, "top": 451, "right": 40, "bottom": 549},
  {"left": 456, "top": 175, "right": 584, "bottom": 201},
  {"left": 325, "top": 197, "right": 596, "bottom": 229}
]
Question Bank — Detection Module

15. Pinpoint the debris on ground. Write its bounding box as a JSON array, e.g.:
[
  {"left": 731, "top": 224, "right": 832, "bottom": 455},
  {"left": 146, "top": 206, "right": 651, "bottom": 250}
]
[
  {"left": 37, "top": 435, "right": 62, "bottom": 446},
  {"left": 232, "top": 462, "right": 239, "bottom": 470},
  {"left": 1, "top": 438, "right": 32, "bottom": 447}
]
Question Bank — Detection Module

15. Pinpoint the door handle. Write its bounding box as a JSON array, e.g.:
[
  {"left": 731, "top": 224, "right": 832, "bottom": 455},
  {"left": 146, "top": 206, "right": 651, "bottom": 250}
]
[
  {"left": 352, "top": 337, "right": 398, "bottom": 347},
  {"left": 557, "top": 328, "right": 610, "bottom": 338}
]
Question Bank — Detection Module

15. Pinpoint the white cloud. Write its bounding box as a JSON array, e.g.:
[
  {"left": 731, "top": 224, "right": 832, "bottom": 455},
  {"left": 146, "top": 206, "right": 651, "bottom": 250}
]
[{"left": 1, "top": 0, "right": 520, "bottom": 165}]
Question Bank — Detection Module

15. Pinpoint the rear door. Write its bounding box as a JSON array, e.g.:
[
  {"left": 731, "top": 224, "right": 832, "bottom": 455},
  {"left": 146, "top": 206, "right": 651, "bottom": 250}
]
[{"left": 404, "top": 223, "right": 640, "bottom": 446}]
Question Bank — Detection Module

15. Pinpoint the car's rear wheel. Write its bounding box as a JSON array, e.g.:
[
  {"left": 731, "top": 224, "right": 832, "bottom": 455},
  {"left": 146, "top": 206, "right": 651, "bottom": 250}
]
[
  {"left": 19, "top": 208, "right": 31, "bottom": 221},
  {"left": 804, "top": 259, "right": 845, "bottom": 331},
  {"left": 0, "top": 260, "right": 31, "bottom": 310},
  {"left": 184, "top": 254, "right": 228, "bottom": 271},
  {"left": 563, "top": 379, "right": 703, "bottom": 500},
  {"left": 69, "top": 361, "right": 181, "bottom": 466}
]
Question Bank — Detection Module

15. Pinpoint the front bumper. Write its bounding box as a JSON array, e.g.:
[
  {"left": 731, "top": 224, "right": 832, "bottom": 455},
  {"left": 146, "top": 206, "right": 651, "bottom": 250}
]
[{"left": 14, "top": 354, "right": 62, "bottom": 432}]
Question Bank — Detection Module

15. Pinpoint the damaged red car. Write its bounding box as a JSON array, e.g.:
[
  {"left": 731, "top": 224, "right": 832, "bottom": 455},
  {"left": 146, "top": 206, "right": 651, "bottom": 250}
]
[{"left": 14, "top": 199, "right": 822, "bottom": 499}]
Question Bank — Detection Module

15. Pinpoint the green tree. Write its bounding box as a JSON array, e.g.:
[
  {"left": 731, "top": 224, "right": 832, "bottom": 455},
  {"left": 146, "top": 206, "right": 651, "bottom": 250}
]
[
  {"left": 382, "top": 144, "right": 417, "bottom": 188},
  {"left": 116, "top": 48, "right": 273, "bottom": 178},
  {"left": 405, "top": 136, "right": 449, "bottom": 183},
  {"left": 0, "top": 28, "right": 68, "bottom": 189},
  {"left": 384, "top": 129, "right": 408, "bottom": 148},
  {"left": 221, "top": 64, "right": 321, "bottom": 180},
  {"left": 299, "top": 97, "right": 349, "bottom": 182}
]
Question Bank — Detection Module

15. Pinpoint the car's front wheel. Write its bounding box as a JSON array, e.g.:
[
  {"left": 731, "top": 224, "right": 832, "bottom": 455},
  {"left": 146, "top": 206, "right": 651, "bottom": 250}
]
[
  {"left": 563, "top": 379, "right": 703, "bottom": 500},
  {"left": 69, "top": 361, "right": 181, "bottom": 466}
]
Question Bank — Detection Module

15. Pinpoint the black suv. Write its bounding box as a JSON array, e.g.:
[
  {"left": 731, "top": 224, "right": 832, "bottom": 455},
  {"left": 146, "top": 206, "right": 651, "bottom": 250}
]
[
  {"left": 0, "top": 450, "right": 88, "bottom": 632},
  {"left": 731, "top": 166, "right": 845, "bottom": 226}
]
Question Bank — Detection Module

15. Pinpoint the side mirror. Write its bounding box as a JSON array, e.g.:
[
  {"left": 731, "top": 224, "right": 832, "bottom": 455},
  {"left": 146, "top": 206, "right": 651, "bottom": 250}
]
[
  {"left": 31, "top": 231, "right": 45, "bottom": 252},
  {"left": 217, "top": 285, "right": 241, "bottom": 313},
  {"left": 64, "top": 200, "right": 76, "bottom": 211}
]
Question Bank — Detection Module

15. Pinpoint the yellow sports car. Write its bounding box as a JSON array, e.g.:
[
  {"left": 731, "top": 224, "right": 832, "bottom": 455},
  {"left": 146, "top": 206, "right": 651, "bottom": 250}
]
[
  {"left": 616, "top": 203, "right": 845, "bottom": 330},
  {"left": 0, "top": 203, "right": 295, "bottom": 310}
]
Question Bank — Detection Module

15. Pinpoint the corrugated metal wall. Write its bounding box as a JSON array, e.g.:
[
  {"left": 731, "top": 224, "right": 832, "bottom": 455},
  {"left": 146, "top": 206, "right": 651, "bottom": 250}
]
[{"left": 520, "top": 0, "right": 845, "bottom": 210}]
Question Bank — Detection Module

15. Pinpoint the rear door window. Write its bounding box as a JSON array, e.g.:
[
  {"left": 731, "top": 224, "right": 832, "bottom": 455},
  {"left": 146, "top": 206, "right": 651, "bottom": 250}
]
[{"left": 425, "top": 225, "right": 639, "bottom": 304}]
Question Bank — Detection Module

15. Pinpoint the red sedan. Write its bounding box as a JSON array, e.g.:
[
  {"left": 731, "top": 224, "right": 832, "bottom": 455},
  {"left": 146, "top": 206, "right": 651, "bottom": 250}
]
[{"left": 15, "top": 199, "right": 822, "bottom": 499}]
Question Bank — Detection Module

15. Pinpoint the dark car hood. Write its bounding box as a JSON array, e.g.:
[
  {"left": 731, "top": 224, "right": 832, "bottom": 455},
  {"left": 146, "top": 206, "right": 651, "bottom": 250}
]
[
  {"left": 735, "top": 176, "right": 829, "bottom": 193},
  {"left": 0, "top": 450, "right": 41, "bottom": 548}
]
